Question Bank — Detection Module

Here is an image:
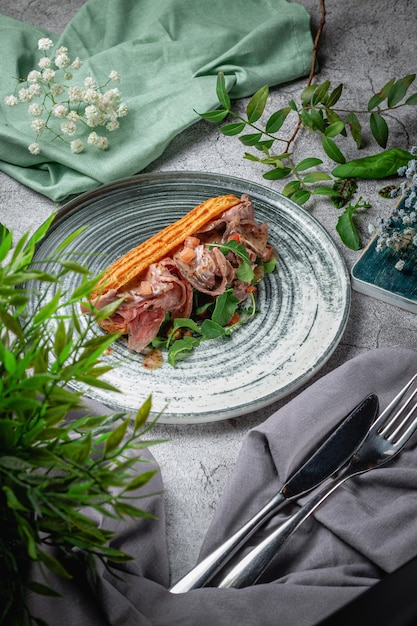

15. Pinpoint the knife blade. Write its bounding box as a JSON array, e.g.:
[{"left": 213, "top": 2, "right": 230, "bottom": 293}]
[{"left": 170, "top": 393, "right": 379, "bottom": 593}]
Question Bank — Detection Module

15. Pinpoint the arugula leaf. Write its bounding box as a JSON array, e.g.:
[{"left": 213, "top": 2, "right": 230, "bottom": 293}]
[
  {"left": 167, "top": 336, "right": 200, "bottom": 366},
  {"left": 212, "top": 290, "right": 239, "bottom": 326},
  {"left": 200, "top": 319, "right": 229, "bottom": 339}
]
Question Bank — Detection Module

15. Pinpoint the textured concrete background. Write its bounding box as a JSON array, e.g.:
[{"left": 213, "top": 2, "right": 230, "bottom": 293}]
[{"left": 1, "top": 0, "right": 416, "bottom": 583}]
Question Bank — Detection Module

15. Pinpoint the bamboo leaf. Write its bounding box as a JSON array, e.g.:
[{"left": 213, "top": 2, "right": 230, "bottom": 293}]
[{"left": 104, "top": 419, "right": 129, "bottom": 455}]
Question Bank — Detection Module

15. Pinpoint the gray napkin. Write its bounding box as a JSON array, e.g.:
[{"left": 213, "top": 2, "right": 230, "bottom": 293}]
[{"left": 27, "top": 347, "right": 417, "bottom": 625}]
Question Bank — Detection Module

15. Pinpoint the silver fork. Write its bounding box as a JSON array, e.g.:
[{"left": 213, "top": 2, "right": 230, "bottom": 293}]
[{"left": 217, "top": 373, "right": 417, "bottom": 588}]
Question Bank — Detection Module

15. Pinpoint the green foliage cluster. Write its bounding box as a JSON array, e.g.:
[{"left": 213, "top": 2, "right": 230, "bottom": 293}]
[
  {"left": 0, "top": 217, "right": 161, "bottom": 625},
  {"left": 200, "top": 72, "right": 417, "bottom": 249}
]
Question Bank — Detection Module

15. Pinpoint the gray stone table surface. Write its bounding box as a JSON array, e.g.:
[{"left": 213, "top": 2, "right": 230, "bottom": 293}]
[{"left": 1, "top": 0, "right": 416, "bottom": 583}]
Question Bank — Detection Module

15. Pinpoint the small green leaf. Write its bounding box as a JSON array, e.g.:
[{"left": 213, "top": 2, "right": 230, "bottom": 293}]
[
  {"left": 246, "top": 85, "right": 269, "bottom": 123},
  {"left": 220, "top": 122, "right": 246, "bottom": 136},
  {"left": 326, "top": 83, "right": 343, "bottom": 107},
  {"left": 313, "top": 186, "right": 343, "bottom": 197},
  {"left": 291, "top": 189, "right": 311, "bottom": 205},
  {"left": 199, "top": 109, "right": 229, "bottom": 123},
  {"left": 295, "top": 158, "right": 323, "bottom": 172},
  {"left": 265, "top": 106, "right": 291, "bottom": 133},
  {"left": 282, "top": 180, "right": 301, "bottom": 197},
  {"left": 216, "top": 71, "right": 231, "bottom": 110},
  {"left": 302, "top": 172, "right": 333, "bottom": 183},
  {"left": 322, "top": 137, "right": 346, "bottom": 163},
  {"left": 168, "top": 336, "right": 200, "bottom": 366},
  {"left": 405, "top": 93, "right": 417, "bottom": 105},
  {"left": 312, "top": 80, "right": 331, "bottom": 105},
  {"left": 301, "top": 84, "right": 318, "bottom": 104},
  {"left": 346, "top": 112, "right": 362, "bottom": 149},
  {"left": 201, "top": 319, "right": 227, "bottom": 340},
  {"left": 263, "top": 167, "right": 292, "bottom": 180},
  {"left": 387, "top": 74, "right": 415, "bottom": 107},
  {"left": 336, "top": 205, "right": 361, "bottom": 250},
  {"left": 370, "top": 111, "right": 389, "bottom": 148},
  {"left": 324, "top": 120, "right": 345, "bottom": 137},
  {"left": 367, "top": 77, "right": 395, "bottom": 110},
  {"left": 239, "top": 132, "right": 263, "bottom": 146},
  {"left": 212, "top": 291, "right": 240, "bottom": 326}
]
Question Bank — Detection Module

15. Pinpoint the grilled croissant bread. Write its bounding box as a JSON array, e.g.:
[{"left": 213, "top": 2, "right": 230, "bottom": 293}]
[{"left": 88, "top": 194, "right": 275, "bottom": 352}]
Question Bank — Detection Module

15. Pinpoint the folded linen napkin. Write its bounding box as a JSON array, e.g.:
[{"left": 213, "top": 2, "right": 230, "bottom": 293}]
[
  {"left": 26, "top": 347, "right": 417, "bottom": 625},
  {"left": 0, "top": 0, "right": 313, "bottom": 201}
]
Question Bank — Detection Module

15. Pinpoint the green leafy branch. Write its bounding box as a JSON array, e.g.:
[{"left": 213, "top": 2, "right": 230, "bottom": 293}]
[
  {"left": 199, "top": 71, "right": 417, "bottom": 249},
  {"left": 0, "top": 219, "right": 164, "bottom": 625}
]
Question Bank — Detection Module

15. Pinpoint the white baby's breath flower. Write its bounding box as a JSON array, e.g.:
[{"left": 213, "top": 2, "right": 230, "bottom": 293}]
[
  {"left": 42, "top": 68, "right": 56, "bottom": 82},
  {"left": 55, "top": 53, "right": 70, "bottom": 69},
  {"left": 96, "top": 136, "right": 109, "bottom": 150},
  {"left": 27, "top": 70, "right": 41, "bottom": 83},
  {"left": 106, "top": 119, "right": 120, "bottom": 132},
  {"left": 68, "top": 86, "right": 83, "bottom": 103},
  {"left": 5, "top": 95, "right": 19, "bottom": 107},
  {"left": 102, "top": 88, "right": 121, "bottom": 108},
  {"left": 70, "top": 139, "right": 84, "bottom": 153},
  {"left": 18, "top": 88, "right": 32, "bottom": 103},
  {"left": 50, "top": 83, "right": 65, "bottom": 97},
  {"left": 8, "top": 39, "right": 126, "bottom": 155},
  {"left": 116, "top": 102, "right": 128, "bottom": 117},
  {"left": 83, "top": 88, "right": 101, "bottom": 104},
  {"left": 38, "top": 37, "right": 54, "bottom": 50},
  {"left": 38, "top": 56, "right": 51, "bottom": 69},
  {"left": 109, "top": 70, "right": 121, "bottom": 83},
  {"left": 28, "top": 103, "right": 43, "bottom": 117},
  {"left": 61, "top": 120, "right": 77, "bottom": 136},
  {"left": 31, "top": 119, "right": 46, "bottom": 132},
  {"left": 28, "top": 84, "right": 42, "bottom": 97},
  {"left": 84, "top": 76, "right": 97, "bottom": 89},
  {"left": 67, "top": 111, "right": 80, "bottom": 122},
  {"left": 395, "top": 259, "right": 405, "bottom": 271},
  {"left": 71, "top": 57, "right": 82, "bottom": 70},
  {"left": 87, "top": 131, "right": 98, "bottom": 145},
  {"left": 28, "top": 142, "right": 41, "bottom": 154},
  {"left": 52, "top": 103, "right": 67, "bottom": 118}
]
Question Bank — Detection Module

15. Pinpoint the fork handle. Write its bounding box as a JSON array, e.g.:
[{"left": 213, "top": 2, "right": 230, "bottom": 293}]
[
  {"left": 170, "top": 491, "right": 286, "bottom": 593},
  {"left": 217, "top": 476, "right": 346, "bottom": 588}
]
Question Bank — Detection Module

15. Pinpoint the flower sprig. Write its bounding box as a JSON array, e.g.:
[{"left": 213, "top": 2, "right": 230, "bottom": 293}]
[
  {"left": 374, "top": 147, "right": 417, "bottom": 271},
  {"left": 4, "top": 37, "right": 128, "bottom": 155}
]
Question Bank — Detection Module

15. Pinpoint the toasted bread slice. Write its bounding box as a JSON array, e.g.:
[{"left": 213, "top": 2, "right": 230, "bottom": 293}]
[{"left": 91, "top": 194, "right": 241, "bottom": 298}]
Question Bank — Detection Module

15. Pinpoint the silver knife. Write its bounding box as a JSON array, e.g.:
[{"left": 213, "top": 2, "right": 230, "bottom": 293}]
[{"left": 170, "top": 393, "right": 379, "bottom": 593}]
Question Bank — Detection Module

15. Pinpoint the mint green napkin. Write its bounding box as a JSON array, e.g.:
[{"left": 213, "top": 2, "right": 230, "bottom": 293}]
[{"left": 0, "top": 0, "right": 313, "bottom": 201}]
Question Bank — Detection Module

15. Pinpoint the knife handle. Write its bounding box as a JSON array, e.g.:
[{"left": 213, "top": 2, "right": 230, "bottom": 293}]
[
  {"left": 217, "top": 477, "right": 343, "bottom": 588},
  {"left": 170, "top": 491, "right": 285, "bottom": 593}
]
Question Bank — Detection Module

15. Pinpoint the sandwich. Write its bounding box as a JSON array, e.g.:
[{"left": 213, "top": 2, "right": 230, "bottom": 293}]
[{"left": 88, "top": 193, "right": 276, "bottom": 356}]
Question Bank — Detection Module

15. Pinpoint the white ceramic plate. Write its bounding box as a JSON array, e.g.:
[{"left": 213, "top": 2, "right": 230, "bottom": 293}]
[{"left": 28, "top": 172, "right": 350, "bottom": 423}]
